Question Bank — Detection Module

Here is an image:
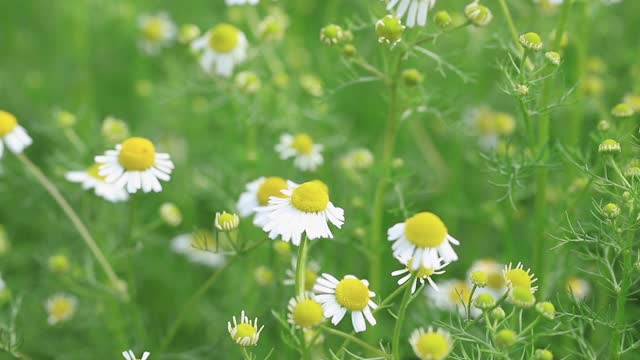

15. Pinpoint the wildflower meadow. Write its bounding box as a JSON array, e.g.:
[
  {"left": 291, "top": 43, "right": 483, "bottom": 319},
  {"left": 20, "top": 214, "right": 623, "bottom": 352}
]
[{"left": 2, "top": 0, "right": 640, "bottom": 359}]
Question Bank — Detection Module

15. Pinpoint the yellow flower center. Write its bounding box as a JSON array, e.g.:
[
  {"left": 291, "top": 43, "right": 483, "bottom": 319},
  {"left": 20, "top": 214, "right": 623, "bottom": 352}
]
[
  {"left": 50, "top": 299, "right": 73, "bottom": 319},
  {"left": 291, "top": 181, "right": 329, "bottom": 213},
  {"left": 143, "top": 18, "right": 165, "bottom": 42},
  {"left": 118, "top": 137, "right": 156, "bottom": 171},
  {"left": 292, "top": 299, "right": 324, "bottom": 328},
  {"left": 487, "top": 272, "right": 506, "bottom": 289},
  {"left": 447, "top": 281, "right": 471, "bottom": 305},
  {"left": 209, "top": 24, "right": 240, "bottom": 53},
  {"left": 86, "top": 163, "right": 106, "bottom": 181},
  {"left": 404, "top": 212, "right": 448, "bottom": 248},
  {"left": 257, "top": 177, "right": 288, "bottom": 205},
  {"left": 416, "top": 332, "right": 449, "bottom": 359},
  {"left": 234, "top": 323, "right": 257, "bottom": 340},
  {"left": 304, "top": 268, "right": 318, "bottom": 291},
  {"left": 218, "top": 212, "right": 236, "bottom": 226},
  {"left": 291, "top": 133, "right": 314, "bottom": 155},
  {"left": 505, "top": 268, "right": 531, "bottom": 289},
  {"left": 335, "top": 278, "right": 370, "bottom": 311},
  {"left": 0, "top": 110, "right": 18, "bottom": 137},
  {"left": 407, "top": 258, "right": 435, "bottom": 278}
]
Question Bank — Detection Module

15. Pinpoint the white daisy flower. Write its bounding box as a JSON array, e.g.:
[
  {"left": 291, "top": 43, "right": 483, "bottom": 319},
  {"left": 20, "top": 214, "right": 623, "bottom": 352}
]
[
  {"left": 122, "top": 350, "right": 150, "bottom": 360},
  {"left": 137, "top": 12, "right": 177, "bottom": 55},
  {"left": 171, "top": 230, "right": 225, "bottom": 268},
  {"left": 387, "top": 212, "right": 460, "bottom": 271},
  {"left": 467, "top": 258, "right": 507, "bottom": 298},
  {"left": 503, "top": 262, "right": 538, "bottom": 293},
  {"left": 287, "top": 292, "right": 325, "bottom": 329},
  {"left": 409, "top": 327, "right": 452, "bottom": 360},
  {"left": 275, "top": 133, "right": 324, "bottom": 172},
  {"left": 236, "top": 176, "right": 289, "bottom": 218},
  {"left": 283, "top": 258, "right": 320, "bottom": 292},
  {"left": 426, "top": 279, "right": 479, "bottom": 317},
  {"left": 566, "top": 277, "right": 590, "bottom": 300},
  {"left": 313, "top": 273, "right": 377, "bottom": 333},
  {"left": 226, "top": 0, "right": 260, "bottom": 6},
  {"left": 255, "top": 180, "right": 344, "bottom": 246},
  {"left": 95, "top": 137, "right": 174, "bottom": 194},
  {"left": 228, "top": 310, "right": 264, "bottom": 346},
  {"left": 191, "top": 23, "right": 248, "bottom": 78},
  {"left": 391, "top": 256, "right": 445, "bottom": 294},
  {"left": 386, "top": 0, "right": 436, "bottom": 28},
  {"left": 65, "top": 163, "right": 129, "bottom": 203},
  {"left": 0, "top": 110, "right": 32, "bottom": 157},
  {"left": 45, "top": 293, "right": 78, "bottom": 325}
]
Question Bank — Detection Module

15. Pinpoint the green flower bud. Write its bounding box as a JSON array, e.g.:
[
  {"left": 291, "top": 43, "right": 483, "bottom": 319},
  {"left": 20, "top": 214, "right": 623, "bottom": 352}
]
[
  {"left": 535, "top": 301, "right": 556, "bottom": 320},
  {"left": 611, "top": 103, "right": 634, "bottom": 118},
  {"left": 519, "top": 32, "right": 543, "bottom": 51},
  {"left": 545, "top": 51, "right": 561, "bottom": 66},
  {"left": 597, "top": 120, "right": 610, "bottom": 131},
  {"left": 474, "top": 293, "right": 496, "bottom": 309},
  {"left": 508, "top": 286, "right": 536, "bottom": 308},
  {"left": 602, "top": 203, "right": 621, "bottom": 219},
  {"left": 179, "top": 24, "right": 200, "bottom": 43},
  {"left": 598, "top": 139, "right": 621, "bottom": 155},
  {"left": 491, "top": 307, "right": 506, "bottom": 320},
  {"left": 465, "top": 2, "right": 493, "bottom": 27},
  {"left": 320, "top": 24, "right": 344, "bottom": 45},
  {"left": 494, "top": 329, "right": 518, "bottom": 348},
  {"left": 535, "top": 349, "right": 554, "bottom": 360},
  {"left": 434, "top": 11, "right": 452, "bottom": 29},
  {"left": 375, "top": 15, "right": 405, "bottom": 45},
  {"left": 48, "top": 254, "right": 70, "bottom": 275},
  {"left": 342, "top": 44, "right": 357, "bottom": 58},
  {"left": 471, "top": 270, "right": 488, "bottom": 287},
  {"left": 402, "top": 69, "right": 424, "bottom": 87}
]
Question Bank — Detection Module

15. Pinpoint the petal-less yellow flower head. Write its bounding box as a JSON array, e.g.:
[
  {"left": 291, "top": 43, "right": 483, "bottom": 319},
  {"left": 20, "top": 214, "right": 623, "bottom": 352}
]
[
  {"left": 536, "top": 301, "right": 556, "bottom": 320},
  {"left": 375, "top": 15, "right": 405, "bottom": 45},
  {"left": 404, "top": 212, "right": 448, "bottom": 248},
  {"left": 447, "top": 281, "right": 471, "bottom": 305},
  {"left": 519, "top": 32, "right": 543, "bottom": 51},
  {"left": 118, "top": 137, "right": 156, "bottom": 171},
  {"left": 494, "top": 329, "right": 517, "bottom": 348},
  {"left": 215, "top": 212, "right": 240, "bottom": 232},
  {"left": 413, "top": 329, "right": 451, "bottom": 360},
  {"left": 291, "top": 181, "right": 329, "bottom": 213},
  {"left": 535, "top": 349, "right": 554, "bottom": 360},
  {"left": 143, "top": 17, "right": 166, "bottom": 42},
  {"left": 233, "top": 323, "right": 257, "bottom": 340},
  {"left": 474, "top": 293, "right": 496, "bottom": 309},
  {"left": 257, "top": 177, "right": 288, "bottom": 205},
  {"left": 292, "top": 298, "right": 324, "bottom": 328},
  {"left": 505, "top": 268, "right": 532, "bottom": 288},
  {"left": 291, "top": 133, "right": 314, "bottom": 155},
  {"left": 598, "top": 138, "right": 621, "bottom": 155},
  {"left": 320, "top": 24, "right": 344, "bottom": 45},
  {"left": 48, "top": 254, "right": 70, "bottom": 274},
  {"left": 335, "top": 277, "right": 370, "bottom": 311},
  {"left": 471, "top": 270, "right": 489, "bottom": 287},
  {"left": 209, "top": 24, "right": 240, "bottom": 53},
  {"left": 494, "top": 112, "right": 515, "bottom": 135},
  {"left": 86, "top": 163, "right": 106, "bottom": 181},
  {"left": 465, "top": 2, "right": 493, "bottom": 27},
  {"left": 0, "top": 110, "right": 18, "bottom": 137},
  {"left": 508, "top": 286, "right": 536, "bottom": 307}
]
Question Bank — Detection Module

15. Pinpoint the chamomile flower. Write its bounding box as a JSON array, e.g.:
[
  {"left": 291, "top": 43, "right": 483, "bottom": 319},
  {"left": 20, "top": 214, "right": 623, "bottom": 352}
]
[
  {"left": 122, "top": 350, "right": 150, "bottom": 360},
  {"left": 467, "top": 259, "right": 507, "bottom": 298},
  {"left": 226, "top": 0, "right": 259, "bottom": 6},
  {"left": 159, "top": 202, "right": 182, "bottom": 227},
  {"left": 391, "top": 256, "right": 445, "bottom": 293},
  {"left": 566, "top": 277, "right": 590, "bottom": 300},
  {"left": 45, "top": 293, "right": 77, "bottom": 325},
  {"left": 65, "top": 163, "right": 129, "bottom": 203},
  {"left": 95, "top": 137, "right": 174, "bottom": 194},
  {"left": 287, "top": 292, "right": 325, "bottom": 329},
  {"left": 387, "top": 212, "right": 460, "bottom": 271},
  {"left": 426, "top": 279, "right": 478, "bottom": 316},
  {"left": 255, "top": 181, "right": 344, "bottom": 246},
  {"left": 171, "top": 230, "right": 225, "bottom": 268},
  {"left": 409, "top": 327, "right": 452, "bottom": 360},
  {"left": 386, "top": 0, "right": 437, "bottom": 28},
  {"left": 275, "top": 133, "right": 324, "bottom": 172},
  {"left": 0, "top": 110, "right": 32, "bottom": 157},
  {"left": 236, "top": 176, "right": 289, "bottom": 217},
  {"left": 503, "top": 262, "right": 538, "bottom": 293},
  {"left": 313, "top": 273, "right": 377, "bottom": 333},
  {"left": 227, "top": 310, "right": 264, "bottom": 346},
  {"left": 137, "top": 12, "right": 177, "bottom": 55},
  {"left": 215, "top": 211, "right": 240, "bottom": 232},
  {"left": 284, "top": 258, "right": 320, "bottom": 291},
  {"left": 191, "top": 24, "right": 248, "bottom": 77}
]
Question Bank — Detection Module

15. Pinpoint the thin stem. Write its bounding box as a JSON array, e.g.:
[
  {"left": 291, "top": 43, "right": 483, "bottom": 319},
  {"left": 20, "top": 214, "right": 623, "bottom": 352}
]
[
  {"left": 466, "top": 290, "right": 510, "bottom": 328},
  {"left": 497, "top": 0, "right": 521, "bottom": 51},
  {"left": 241, "top": 347, "right": 252, "bottom": 360},
  {"left": 295, "top": 235, "right": 309, "bottom": 297},
  {"left": 466, "top": 285, "right": 478, "bottom": 320},
  {"left": 15, "top": 153, "right": 123, "bottom": 295},
  {"left": 611, "top": 228, "right": 633, "bottom": 359},
  {"left": 391, "top": 279, "right": 414, "bottom": 360},
  {"left": 321, "top": 326, "right": 390, "bottom": 359},
  {"left": 519, "top": 315, "right": 540, "bottom": 335}
]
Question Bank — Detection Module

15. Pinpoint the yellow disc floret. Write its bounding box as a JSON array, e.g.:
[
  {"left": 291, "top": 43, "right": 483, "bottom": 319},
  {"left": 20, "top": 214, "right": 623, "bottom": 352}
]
[
  {"left": 50, "top": 298, "right": 73, "bottom": 319},
  {"left": 291, "top": 133, "right": 314, "bottom": 155},
  {"left": 0, "top": 111, "right": 18, "bottom": 137},
  {"left": 233, "top": 323, "right": 257, "bottom": 340},
  {"left": 257, "top": 177, "right": 288, "bottom": 205},
  {"left": 292, "top": 299, "right": 324, "bottom": 328},
  {"left": 415, "top": 332, "right": 450, "bottom": 360},
  {"left": 505, "top": 268, "right": 532, "bottom": 289},
  {"left": 209, "top": 24, "right": 240, "bottom": 53},
  {"left": 404, "top": 212, "right": 448, "bottom": 248},
  {"left": 335, "top": 278, "right": 370, "bottom": 311},
  {"left": 118, "top": 137, "right": 156, "bottom": 171},
  {"left": 291, "top": 181, "right": 329, "bottom": 213},
  {"left": 143, "top": 17, "right": 165, "bottom": 42},
  {"left": 86, "top": 163, "right": 106, "bottom": 181}
]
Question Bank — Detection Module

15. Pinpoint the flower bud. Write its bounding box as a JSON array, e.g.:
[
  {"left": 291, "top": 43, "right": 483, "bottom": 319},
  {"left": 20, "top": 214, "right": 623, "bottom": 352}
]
[
  {"left": 494, "top": 329, "right": 517, "bottom": 348},
  {"left": 602, "top": 203, "right": 621, "bottom": 219},
  {"left": 434, "top": 11, "right": 452, "bottom": 29},
  {"left": 55, "top": 110, "right": 77, "bottom": 128},
  {"left": 402, "top": 69, "right": 424, "bottom": 87},
  {"left": 491, "top": 307, "right": 506, "bottom": 320},
  {"left": 235, "top": 71, "right": 262, "bottom": 94},
  {"left": 342, "top": 44, "right": 357, "bottom": 58},
  {"left": 611, "top": 103, "right": 634, "bottom": 118},
  {"left": 215, "top": 212, "right": 240, "bottom": 232},
  {"left": 179, "top": 24, "right": 200, "bottom": 44},
  {"left": 160, "top": 202, "right": 182, "bottom": 227},
  {"left": 465, "top": 2, "right": 493, "bottom": 27},
  {"left": 376, "top": 15, "right": 405, "bottom": 45},
  {"left": 48, "top": 254, "right": 70, "bottom": 274},
  {"left": 508, "top": 286, "right": 536, "bottom": 308},
  {"left": 545, "top": 51, "right": 561, "bottom": 66},
  {"left": 320, "top": 24, "right": 344, "bottom": 45},
  {"left": 474, "top": 293, "right": 496, "bottom": 309},
  {"left": 535, "top": 349, "right": 554, "bottom": 360},
  {"left": 535, "top": 301, "right": 556, "bottom": 320},
  {"left": 471, "top": 270, "right": 488, "bottom": 287},
  {"left": 597, "top": 120, "right": 610, "bottom": 131},
  {"left": 254, "top": 266, "right": 274, "bottom": 286},
  {"left": 515, "top": 84, "right": 529, "bottom": 96},
  {"left": 598, "top": 139, "right": 621, "bottom": 155},
  {"left": 519, "top": 32, "right": 543, "bottom": 51}
]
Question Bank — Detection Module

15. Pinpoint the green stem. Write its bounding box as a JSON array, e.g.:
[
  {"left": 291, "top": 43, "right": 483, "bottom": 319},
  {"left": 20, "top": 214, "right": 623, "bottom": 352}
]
[
  {"left": 519, "top": 49, "right": 529, "bottom": 83},
  {"left": 567, "top": 0, "right": 588, "bottom": 147},
  {"left": 519, "top": 316, "right": 540, "bottom": 335},
  {"left": 466, "top": 290, "right": 510, "bottom": 328},
  {"left": 466, "top": 285, "right": 478, "bottom": 320},
  {"left": 295, "top": 235, "right": 309, "bottom": 297},
  {"left": 497, "top": 0, "right": 521, "bottom": 51},
  {"left": 321, "top": 326, "right": 390, "bottom": 359},
  {"left": 611, "top": 230, "right": 633, "bottom": 359},
  {"left": 391, "top": 279, "right": 414, "bottom": 360},
  {"left": 15, "top": 153, "right": 123, "bottom": 295},
  {"left": 241, "top": 347, "right": 252, "bottom": 360}
]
